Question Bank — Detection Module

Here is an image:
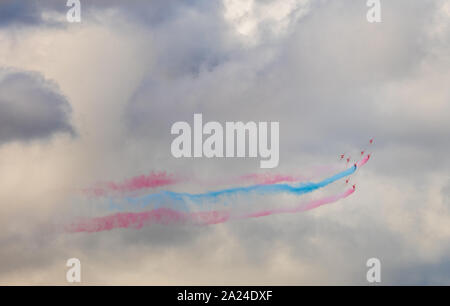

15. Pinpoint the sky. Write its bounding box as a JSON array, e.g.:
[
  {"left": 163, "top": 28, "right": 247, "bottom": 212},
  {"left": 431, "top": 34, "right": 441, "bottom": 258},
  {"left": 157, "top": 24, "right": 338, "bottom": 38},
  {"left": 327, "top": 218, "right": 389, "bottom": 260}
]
[{"left": 0, "top": 0, "right": 449, "bottom": 285}]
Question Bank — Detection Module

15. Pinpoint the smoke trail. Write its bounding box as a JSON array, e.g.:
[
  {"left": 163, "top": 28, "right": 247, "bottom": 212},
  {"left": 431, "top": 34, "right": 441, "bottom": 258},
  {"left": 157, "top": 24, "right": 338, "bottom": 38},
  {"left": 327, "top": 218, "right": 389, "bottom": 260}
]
[
  {"left": 237, "top": 173, "right": 306, "bottom": 185},
  {"left": 236, "top": 187, "right": 355, "bottom": 220},
  {"left": 65, "top": 208, "right": 232, "bottom": 233},
  {"left": 83, "top": 172, "right": 181, "bottom": 196},
  {"left": 66, "top": 188, "right": 355, "bottom": 233},
  {"left": 118, "top": 165, "right": 357, "bottom": 208},
  {"left": 83, "top": 145, "right": 372, "bottom": 197},
  {"left": 84, "top": 166, "right": 338, "bottom": 197},
  {"left": 66, "top": 208, "right": 191, "bottom": 233},
  {"left": 206, "top": 164, "right": 339, "bottom": 186},
  {"left": 357, "top": 154, "right": 370, "bottom": 168}
]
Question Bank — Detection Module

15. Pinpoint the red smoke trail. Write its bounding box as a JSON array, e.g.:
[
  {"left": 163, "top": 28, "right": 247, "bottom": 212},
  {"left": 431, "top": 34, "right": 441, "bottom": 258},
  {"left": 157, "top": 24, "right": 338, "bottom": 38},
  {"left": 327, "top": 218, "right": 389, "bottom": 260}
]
[
  {"left": 236, "top": 187, "right": 355, "bottom": 219},
  {"left": 66, "top": 208, "right": 190, "bottom": 233},
  {"left": 65, "top": 208, "right": 231, "bottom": 233},
  {"left": 358, "top": 139, "right": 373, "bottom": 167},
  {"left": 82, "top": 143, "right": 373, "bottom": 197},
  {"left": 235, "top": 165, "right": 339, "bottom": 185},
  {"left": 67, "top": 188, "right": 355, "bottom": 233},
  {"left": 83, "top": 172, "right": 181, "bottom": 196},
  {"left": 83, "top": 168, "right": 336, "bottom": 196},
  {"left": 357, "top": 154, "right": 370, "bottom": 168},
  {"left": 237, "top": 173, "right": 306, "bottom": 185}
]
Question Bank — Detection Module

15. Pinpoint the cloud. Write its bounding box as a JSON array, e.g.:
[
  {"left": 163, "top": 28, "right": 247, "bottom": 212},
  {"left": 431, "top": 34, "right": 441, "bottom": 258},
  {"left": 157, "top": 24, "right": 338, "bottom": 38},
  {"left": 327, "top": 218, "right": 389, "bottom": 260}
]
[
  {"left": 0, "top": 0, "right": 218, "bottom": 29},
  {"left": 0, "top": 0, "right": 449, "bottom": 285},
  {"left": 0, "top": 68, "right": 75, "bottom": 145},
  {"left": 0, "top": 1, "right": 43, "bottom": 27},
  {"left": 0, "top": 0, "right": 68, "bottom": 28}
]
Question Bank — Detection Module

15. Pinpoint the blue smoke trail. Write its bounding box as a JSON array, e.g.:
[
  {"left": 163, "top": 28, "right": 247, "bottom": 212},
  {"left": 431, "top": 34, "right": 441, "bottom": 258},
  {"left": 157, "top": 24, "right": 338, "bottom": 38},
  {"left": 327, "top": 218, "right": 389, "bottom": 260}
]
[{"left": 110, "top": 165, "right": 357, "bottom": 210}]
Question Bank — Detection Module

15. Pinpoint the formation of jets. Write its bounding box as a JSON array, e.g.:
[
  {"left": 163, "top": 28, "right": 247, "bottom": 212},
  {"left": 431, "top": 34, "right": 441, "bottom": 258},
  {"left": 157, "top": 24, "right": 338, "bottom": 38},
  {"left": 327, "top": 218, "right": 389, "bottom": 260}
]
[
  {"left": 339, "top": 138, "right": 373, "bottom": 163},
  {"left": 339, "top": 139, "right": 373, "bottom": 189}
]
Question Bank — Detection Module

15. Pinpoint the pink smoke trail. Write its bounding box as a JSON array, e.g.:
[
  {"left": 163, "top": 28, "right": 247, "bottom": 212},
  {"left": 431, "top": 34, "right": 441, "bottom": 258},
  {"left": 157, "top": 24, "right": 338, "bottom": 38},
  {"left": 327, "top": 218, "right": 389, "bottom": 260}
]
[
  {"left": 81, "top": 151, "right": 370, "bottom": 197},
  {"left": 237, "top": 173, "right": 305, "bottom": 185},
  {"left": 236, "top": 187, "right": 355, "bottom": 219},
  {"left": 357, "top": 154, "right": 371, "bottom": 168},
  {"left": 357, "top": 139, "right": 373, "bottom": 167},
  {"left": 65, "top": 208, "right": 231, "bottom": 233},
  {"left": 83, "top": 172, "right": 181, "bottom": 196},
  {"left": 67, "top": 188, "right": 355, "bottom": 233},
  {"left": 66, "top": 208, "right": 188, "bottom": 233},
  {"left": 83, "top": 167, "right": 337, "bottom": 197}
]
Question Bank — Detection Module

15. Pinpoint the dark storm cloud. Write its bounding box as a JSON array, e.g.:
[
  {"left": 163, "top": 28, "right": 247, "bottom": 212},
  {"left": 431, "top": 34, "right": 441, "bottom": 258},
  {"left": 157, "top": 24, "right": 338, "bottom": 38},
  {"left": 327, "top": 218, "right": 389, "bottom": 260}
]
[
  {"left": 0, "top": 0, "right": 41, "bottom": 26},
  {"left": 0, "top": 0, "right": 66, "bottom": 27},
  {"left": 0, "top": 68, "right": 75, "bottom": 144},
  {"left": 389, "top": 257, "right": 450, "bottom": 285},
  {"left": 0, "top": 0, "right": 219, "bottom": 28}
]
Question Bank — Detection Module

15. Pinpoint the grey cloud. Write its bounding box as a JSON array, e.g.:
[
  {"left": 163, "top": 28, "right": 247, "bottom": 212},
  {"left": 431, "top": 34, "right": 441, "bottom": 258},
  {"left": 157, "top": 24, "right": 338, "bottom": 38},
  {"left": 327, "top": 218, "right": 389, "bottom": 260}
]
[
  {"left": 0, "top": 68, "right": 75, "bottom": 144},
  {"left": 0, "top": 0, "right": 42, "bottom": 27},
  {"left": 0, "top": 0, "right": 67, "bottom": 28},
  {"left": 115, "top": 0, "right": 450, "bottom": 285},
  {"left": 126, "top": 0, "right": 450, "bottom": 175},
  {"left": 0, "top": 0, "right": 219, "bottom": 28},
  {"left": 0, "top": 0, "right": 449, "bottom": 285}
]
